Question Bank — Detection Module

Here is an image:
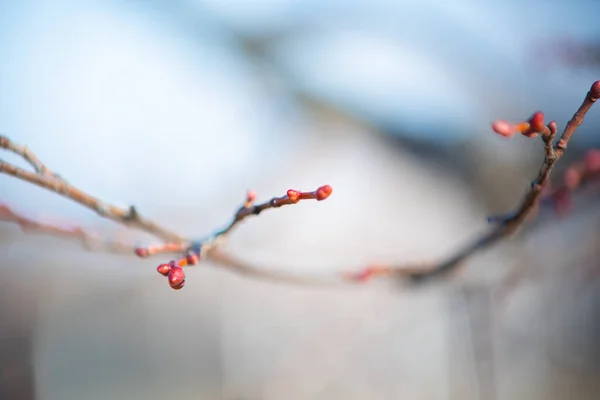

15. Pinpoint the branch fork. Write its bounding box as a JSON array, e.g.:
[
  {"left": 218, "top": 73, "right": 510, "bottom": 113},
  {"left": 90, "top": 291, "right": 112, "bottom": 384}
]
[{"left": 2, "top": 80, "right": 599, "bottom": 291}]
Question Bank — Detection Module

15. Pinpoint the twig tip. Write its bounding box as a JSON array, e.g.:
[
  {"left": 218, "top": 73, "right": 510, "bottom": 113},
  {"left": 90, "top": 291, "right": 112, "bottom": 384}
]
[
  {"left": 316, "top": 185, "right": 333, "bottom": 201},
  {"left": 591, "top": 80, "right": 600, "bottom": 99}
]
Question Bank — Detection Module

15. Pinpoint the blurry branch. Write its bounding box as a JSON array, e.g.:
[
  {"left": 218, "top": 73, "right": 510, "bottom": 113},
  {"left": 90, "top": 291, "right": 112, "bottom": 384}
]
[
  {"left": 1, "top": 81, "right": 599, "bottom": 291},
  {"left": 534, "top": 36, "right": 600, "bottom": 70},
  {"left": 0, "top": 135, "right": 333, "bottom": 290},
  {"left": 0, "top": 204, "right": 134, "bottom": 255},
  {"left": 346, "top": 81, "right": 600, "bottom": 284}
]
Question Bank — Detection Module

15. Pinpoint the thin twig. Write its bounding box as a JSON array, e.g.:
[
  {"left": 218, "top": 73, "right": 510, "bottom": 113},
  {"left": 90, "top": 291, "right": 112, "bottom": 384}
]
[
  {"left": 0, "top": 138, "right": 185, "bottom": 243},
  {"left": 187, "top": 186, "right": 332, "bottom": 255},
  {"left": 206, "top": 248, "right": 343, "bottom": 287},
  {"left": 0, "top": 136, "right": 55, "bottom": 177},
  {"left": 0, "top": 204, "right": 135, "bottom": 254}
]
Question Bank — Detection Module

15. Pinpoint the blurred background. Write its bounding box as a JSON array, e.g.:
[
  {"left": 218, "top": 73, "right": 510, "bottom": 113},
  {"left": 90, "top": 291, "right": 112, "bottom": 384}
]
[{"left": 1, "top": 0, "right": 599, "bottom": 399}]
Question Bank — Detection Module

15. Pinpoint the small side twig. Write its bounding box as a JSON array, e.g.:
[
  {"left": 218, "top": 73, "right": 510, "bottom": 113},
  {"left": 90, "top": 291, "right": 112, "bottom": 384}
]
[{"left": 141, "top": 186, "right": 333, "bottom": 289}]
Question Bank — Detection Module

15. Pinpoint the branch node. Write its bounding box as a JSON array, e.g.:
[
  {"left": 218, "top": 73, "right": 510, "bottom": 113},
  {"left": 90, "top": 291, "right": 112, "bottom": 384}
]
[
  {"left": 95, "top": 203, "right": 110, "bottom": 217},
  {"left": 126, "top": 205, "right": 140, "bottom": 222}
]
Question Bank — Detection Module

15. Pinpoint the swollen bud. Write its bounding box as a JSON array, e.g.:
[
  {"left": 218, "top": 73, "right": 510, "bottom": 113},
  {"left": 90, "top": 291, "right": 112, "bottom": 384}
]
[
  {"left": 528, "top": 111, "right": 545, "bottom": 133},
  {"left": 287, "top": 189, "right": 300, "bottom": 203},
  {"left": 168, "top": 266, "right": 186, "bottom": 289},
  {"left": 157, "top": 263, "right": 172, "bottom": 276},
  {"left": 491, "top": 120, "right": 515, "bottom": 137},
  {"left": 316, "top": 185, "right": 333, "bottom": 201},
  {"left": 186, "top": 251, "right": 200, "bottom": 265},
  {"left": 591, "top": 81, "right": 600, "bottom": 99}
]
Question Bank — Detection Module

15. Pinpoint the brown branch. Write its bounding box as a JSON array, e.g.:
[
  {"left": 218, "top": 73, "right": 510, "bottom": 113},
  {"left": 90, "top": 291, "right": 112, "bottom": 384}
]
[
  {"left": 346, "top": 81, "right": 600, "bottom": 284},
  {"left": 0, "top": 138, "right": 185, "bottom": 243},
  {"left": 0, "top": 134, "right": 334, "bottom": 290},
  {"left": 206, "top": 248, "right": 343, "bottom": 287},
  {"left": 0, "top": 204, "right": 135, "bottom": 254},
  {"left": 0, "top": 136, "right": 55, "bottom": 177},
  {"left": 139, "top": 186, "right": 334, "bottom": 289},
  {"left": 189, "top": 186, "right": 332, "bottom": 253},
  {"left": 1, "top": 81, "right": 598, "bottom": 291}
]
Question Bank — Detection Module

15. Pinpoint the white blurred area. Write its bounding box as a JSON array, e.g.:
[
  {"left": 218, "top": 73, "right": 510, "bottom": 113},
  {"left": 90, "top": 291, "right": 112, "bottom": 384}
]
[{"left": 1, "top": 1, "right": 599, "bottom": 399}]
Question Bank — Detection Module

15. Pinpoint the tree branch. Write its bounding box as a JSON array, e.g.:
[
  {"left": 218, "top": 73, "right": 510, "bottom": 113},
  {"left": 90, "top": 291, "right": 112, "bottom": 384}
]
[
  {"left": 0, "top": 135, "right": 333, "bottom": 289},
  {"left": 1, "top": 81, "right": 598, "bottom": 290},
  {"left": 346, "top": 81, "right": 600, "bottom": 283},
  {"left": 0, "top": 148, "right": 185, "bottom": 243}
]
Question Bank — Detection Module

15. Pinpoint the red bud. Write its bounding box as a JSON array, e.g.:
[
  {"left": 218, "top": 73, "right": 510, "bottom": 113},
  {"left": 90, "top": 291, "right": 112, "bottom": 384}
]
[
  {"left": 186, "top": 252, "right": 199, "bottom": 265},
  {"left": 287, "top": 189, "right": 300, "bottom": 203},
  {"left": 316, "top": 185, "right": 333, "bottom": 201},
  {"left": 548, "top": 121, "right": 558, "bottom": 135},
  {"left": 157, "top": 263, "right": 172, "bottom": 276},
  {"left": 528, "top": 111, "right": 545, "bottom": 132},
  {"left": 584, "top": 149, "right": 600, "bottom": 173},
  {"left": 135, "top": 247, "right": 150, "bottom": 258},
  {"left": 591, "top": 81, "right": 600, "bottom": 99},
  {"left": 168, "top": 266, "right": 186, "bottom": 289}
]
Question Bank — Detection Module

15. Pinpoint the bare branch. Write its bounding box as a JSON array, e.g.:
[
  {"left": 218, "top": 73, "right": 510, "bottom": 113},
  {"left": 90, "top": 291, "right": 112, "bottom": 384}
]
[
  {"left": 2, "top": 81, "right": 598, "bottom": 291},
  {"left": 346, "top": 81, "right": 600, "bottom": 283},
  {"left": 206, "top": 248, "right": 343, "bottom": 287},
  {"left": 0, "top": 203, "right": 135, "bottom": 254},
  {"left": 0, "top": 137, "right": 185, "bottom": 243},
  {"left": 0, "top": 134, "right": 334, "bottom": 290},
  {"left": 0, "top": 135, "right": 55, "bottom": 177}
]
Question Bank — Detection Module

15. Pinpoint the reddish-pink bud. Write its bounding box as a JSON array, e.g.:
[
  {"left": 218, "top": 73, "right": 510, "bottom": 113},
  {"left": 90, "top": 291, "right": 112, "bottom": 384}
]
[
  {"left": 287, "top": 189, "right": 300, "bottom": 203},
  {"left": 591, "top": 81, "right": 600, "bottom": 99},
  {"left": 528, "top": 111, "right": 545, "bottom": 132},
  {"left": 135, "top": 247, "right": 150, "bottom": 258},
  {"left": 246, "top": 190, "right": 256, "bottom": 202},
  {"left": 548, "top": 120, "right": 558, "bottom": 135},
  {"left": 584, "top": 149, "right": 600, "bottom": 173},
  {"left": 491, "top": 120, "right": 515, "bottom": 137},
  {"left": 168, "top": 266, "right": 186, "bottom": 288},
  {"left": 316, "top": 185, "right": 333, "bottom": 201},
  {"left": 157, "top": 263, "right": 172, "bottom": 276},
  {"left": 186, "top": 252, "right": 199, "bottom": 265},
  {"left": 563, "top": 167, "right": 581, "bottom": 189}
]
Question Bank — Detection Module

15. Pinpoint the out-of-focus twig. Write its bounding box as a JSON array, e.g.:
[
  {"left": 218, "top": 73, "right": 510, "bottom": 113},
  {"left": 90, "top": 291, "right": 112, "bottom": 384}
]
[{"left": 0, "top": 204, "right": 136, "bottom": 254}]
